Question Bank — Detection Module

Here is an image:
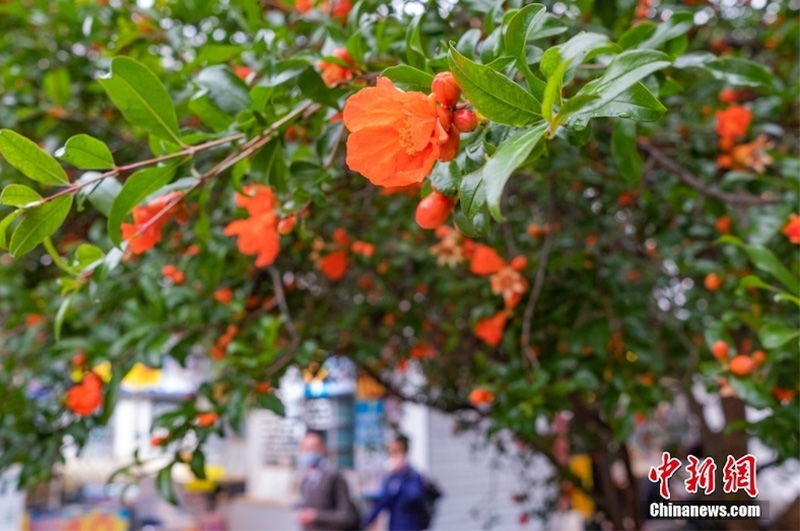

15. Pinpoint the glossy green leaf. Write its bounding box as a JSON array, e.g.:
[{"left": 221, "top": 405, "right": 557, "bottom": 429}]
[
  {"left": 196, "top": 66, "right": 251, "bottom": 114},
  {"left": 107, "top": 160, "right": 183, "bottom": 247},
  {"left": 611, "top": 120, "right": 643, "bottom": 184},
  {"left": 156, "top": 464, "right": 179, "bottom": 505},
  {"left": 0, "top": 184, "right": 42, "bottom": 207},
  {"left": 637, "top": 12, "right": 693, "bottom": 50},
  {"left": 742, "top": 245, "right": 800, "bottom": 294},
  {"left": 99, "top": 57, "right": 183, "bottom": 146},
  {"left": 405, "top": 14, "right": 425, "bottom": 70},
  {"left": 75, "top": 172, "right": 122, "bottom": 217},
  {"left": 189, "top": 92, "right": 235, "bottom": 132},
  {"left": 758, "top": 322, "right": 800, "bottom": 349},
  {"left": 9, "top": 195, "right": 73, "bottom": 257},
  {"left": 448, "top": 46, "right": 541, "bottom": 126},
  {"left": 74, "top": 243, "right": 104, "bottom": 270},
  {"left": 256, "top": 392, "right": 285, "bottom": 416},
  {"left": 461, "top": 122, "right": 548, "bottom": 221},
  {"left": 575, "top": 49, "right": 671, "bottom": 115},
  {"left": 0, "top": 129, "right": 69, "bottom": 185},
  {"left": 704, "top": 57, "right": 773, "bottom": 89},
  {"left": 569, "top": 82, "right": 666, "bottom": 126},
  {"left": 298, "top": 68, "right": 341, "bottom": 108},
  {"left": 674, "top": 53, "right": 773, "bottom": 88},
  {"left": 381, "top": 65, "right": 434, "bottom": 91},
  {"left": 55, "top": 134, "right": 115, "bottom": 170},
  {"left": 190, "top": 449, "right": 207, "bottom": 480},
  {"left": 0, "top": 210, "right": 23, "bottom": 250}
]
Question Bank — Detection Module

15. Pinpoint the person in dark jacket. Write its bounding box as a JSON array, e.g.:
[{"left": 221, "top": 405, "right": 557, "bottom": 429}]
[
  {"left": 296, "top": 430, "right": 361, "bottom": 531},
  {"left": 362, "top": 435, "right": 427, "bottom": 531}
]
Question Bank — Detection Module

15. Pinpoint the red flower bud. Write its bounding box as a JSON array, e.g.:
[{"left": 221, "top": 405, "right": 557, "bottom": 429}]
[
  {"left": 415, "top": 191, "right": 454, "bottom": 230},
  {"left": 453, "top": 109, "right": 477, "bottom": 132},
  {"left": 438, "top": 126, "right": 460, "bottom": 162},
  {"left": 278, "top": 216, "right": 296, "bottom": 235},
  {"left": 431, "top": 72, "right": 461, "bottom": 107}
]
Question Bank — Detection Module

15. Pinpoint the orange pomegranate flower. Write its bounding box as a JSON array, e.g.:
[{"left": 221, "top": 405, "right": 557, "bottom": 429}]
[
  {"left": 475, "top": 310, "right": 508, "bottom": 346},
  {"left": 214, "top": 287, "right": 233, "bottom": 304},
  {"left": 469, "top": 387, "right": 495, "bottom": 406},
  {"left": 715, "top": 106, "right": 751, "bottom": 150},
  {"left": 320, "top": 250, "right": 348, "bottom": 281},
  {"left": 66, "top": 373, "right": 103, "bottom": 416},
  {"left": 470, "top": 245, "right": 506, "bottom": 276},
  {"left": 318, "top": 48, "right": 355, "bottom": 87},
  {"left": 782, "top": 214, "right": 800, "bottom": 244},
  {"left": 224, "top": 185, "right": 281, "bottom": 267},
  {"left": 296, "top": 0, "right": 313, "bottom": 12},
  {"left": 490, "top": 267, "right": 529, "bottom": 309},
  {"left": 121, "top": 192, "right": 188, "bottom": 254},
  {"left": 343, "top": 77, "right": 454, "bottom": 187},
  {"left": 351, "top": 240, "right": 375, "bottom": 257}
]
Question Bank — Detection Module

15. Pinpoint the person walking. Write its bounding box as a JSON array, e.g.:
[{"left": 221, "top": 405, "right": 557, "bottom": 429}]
[
  {"left": 296, "top": 430, "right": 361, "bottom": 531},
  {"left": 362, "top": 435, "right": 431, "bottom": 531}
]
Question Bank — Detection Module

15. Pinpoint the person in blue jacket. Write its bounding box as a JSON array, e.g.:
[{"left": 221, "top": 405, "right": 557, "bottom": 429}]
[{"left": 362, "top": 435, "right": 427, "bottom": 531}]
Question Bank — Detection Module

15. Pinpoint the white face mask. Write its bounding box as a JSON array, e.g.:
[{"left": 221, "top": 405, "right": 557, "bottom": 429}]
[{"left": 385, "top": 455, "right": 405, "bottom": 472}]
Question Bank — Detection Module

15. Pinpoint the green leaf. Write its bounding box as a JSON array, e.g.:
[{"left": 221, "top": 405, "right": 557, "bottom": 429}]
[
  {"left": 461, "top": 122, "right": 548, "bottom": 221},
  {"left": 704, "top": 57, "right": 773, "bottom": 89},
  {"left": 74, "top": 243, "right": 104, "bottom": 270},
  {"left": 0, "top": 210, "right": 23, "bottom": 250},
  {"left": 0, "top": 184, "right": 42, "bottom": 207},
  {"left": 619, "top": 23, "right": 656, "bottom": 50},
  {"left": 448, "top": 46, "right": 541, "bottom": 127},
  {"left": 256, "top": 392, "right": 285, "bottom": 416},
  {"left": 156, "top": 464, "right": 179, "bottom": 505},
  {"left": 76, "top": 172, "right": 122, "bottom": 217},
  {"left": 611, "top": 120, "right": 643, "bottom": 184},
  {"left": 190, "top": 449, "right": 207, "bottom": 480},
  {"left": 55, "top": 291, "right": 77, "bottom": 342},
  {"left": 0, "top": 129, "right": 69, "bottom": 185},
  {"left": 405, "top": 14, "right": 425, "bottom": 70},
  {"left": 196, "top": 66, "right": 251, "bottom": 114},
  {"left": 298, "top": 68, "right": 341, "bottom": 108},
  {"left": 575, "top": 49, "right": 671, "bottom": 115},
  {"left": 189, "top": 92, "right": 235, "bottom": 132},
  {"left": 107, "top": 160, "right": 183, "bottom": 247},
  {"left": 540, "top": 32, "right": 612, "bottom": 122},
  {"left": 99, "top": 57, "right": 183, "bottom": 146},
  {"left": 504, "top": 4, "right": 547, "bottom": 70},
  {"left": 742, "top": 245, "right": 799, "bottom": 294},
  {"left": 55, "top": 134, "right": 115, "bottom": 170},
  {"left": 43, "top": 68, "right": 72, "bottom": 107},
  {"left": 430, "top": 161, "right": 461, "bottom": 196},
  {"left": 251, "top": 138, "right": 288, "bottom": 194},
  {"left": 381, "top": 65, "right": 434, "bottom": 91},
  {"left": 759, "top": 322, "right": 800, "bottom": 349},
  {"left": 9, "top": 195, "right": 73, "bottom": 257},
  {"left": 674, "top": 53, "right": 773, "bottom": 88},
  {"left": 636, "top": 12, "right": 693, "bottom": 50},
  {"left": 569, "top": 82, "right": 666, "bottom": 126}
]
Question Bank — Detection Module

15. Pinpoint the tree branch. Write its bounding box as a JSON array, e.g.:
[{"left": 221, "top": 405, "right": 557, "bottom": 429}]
[{"left": 638, "top": 139, "right": 779, "bottom": 206}]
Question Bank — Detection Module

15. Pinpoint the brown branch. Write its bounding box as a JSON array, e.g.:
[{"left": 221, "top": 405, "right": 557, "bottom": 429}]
[
  {"left": 638, "top": 139, "right": 779, "bottom": 206},
  {"left": 130, "top": 101, "right": 317, "bottom": 241},
  {"left": 520, "top": 176, "right": 558, "bottom": 367},
  {"left": 31, "top": 133, "right": 246, "bottom": 207}
]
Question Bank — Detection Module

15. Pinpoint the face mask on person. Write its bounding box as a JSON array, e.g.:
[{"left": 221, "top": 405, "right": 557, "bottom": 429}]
[
  {"left": 298, "top": 451, "right": 323, "bottom": 469},
  {"left": 385, "top": 455, "right": 405, "bottom": 472}
]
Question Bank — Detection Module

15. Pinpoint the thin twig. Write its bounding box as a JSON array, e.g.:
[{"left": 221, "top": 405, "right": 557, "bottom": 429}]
[
  {"left": 639, "top": 139, "right": 779, "bottom": 206},
  {"left": 520, "top": 176, "right": 557, "bottom": 367},
  {"left": 130, "top": 101, "right": 317, "bottom": 241},
  {"left": 30, "top": 133, "right": 246, "bottom": 207}
]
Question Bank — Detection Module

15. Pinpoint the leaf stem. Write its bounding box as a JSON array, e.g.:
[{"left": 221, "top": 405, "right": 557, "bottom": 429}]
[{"left": 43, "top": 236, "right": 75, "bottom": 275}]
